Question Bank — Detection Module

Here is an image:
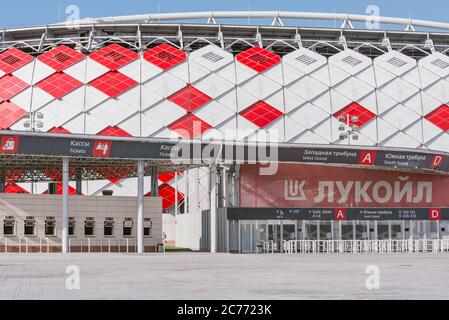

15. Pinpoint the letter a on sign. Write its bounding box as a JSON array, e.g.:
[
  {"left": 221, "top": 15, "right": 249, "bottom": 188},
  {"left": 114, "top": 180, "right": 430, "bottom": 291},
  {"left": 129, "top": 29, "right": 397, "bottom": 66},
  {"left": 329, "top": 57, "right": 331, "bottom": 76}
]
[
  {"left": 429, "top": 208, "right": 441, "bottom": 221},
  {"left": 334, "top": 208, "right": 347, "bottom": 221},
  {"left": 358, "top": 151, "right": 376, "bottom": 166}
]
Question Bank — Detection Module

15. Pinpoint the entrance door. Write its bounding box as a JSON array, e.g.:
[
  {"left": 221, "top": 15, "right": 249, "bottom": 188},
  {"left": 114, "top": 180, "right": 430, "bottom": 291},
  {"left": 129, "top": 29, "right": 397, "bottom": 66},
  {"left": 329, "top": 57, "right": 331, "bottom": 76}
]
[
  {"left": 268, "top": 221, "right": 281, "bottom": 252},
  {"left": 428, "top": 221, "right": 440, "bottom": 239},
  {"left": 282, "top": 222, "right": 296, "bottom": 242},
  {"left": 391, "top": 222, "right": 403, "bottom": 240},
  {"left": 240, "top": 221, "right": 254, "bottom": 253},
  {"left": 320, "top": 222, "right": 333, "bottom": 240},
  {"left": 305, "top": 221, "right": 318, "bottom": 240},
  {"left": 377, "top": 222, "right": 390, "bottom": 240},
  {"left": 341, "top": 222, "right": 354, "bottom": 240},
  {"left": 355, "top": 222, "right": 368, "bottom": 240}
]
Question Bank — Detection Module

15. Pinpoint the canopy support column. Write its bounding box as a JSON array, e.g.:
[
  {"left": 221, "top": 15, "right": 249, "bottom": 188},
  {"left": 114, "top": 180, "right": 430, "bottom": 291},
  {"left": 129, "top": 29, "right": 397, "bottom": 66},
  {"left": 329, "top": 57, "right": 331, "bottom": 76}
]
[
  {"left": 62, "top": 157, "right": 69, "bottom": 254},
  {"left": 0, "top": 175, "right": 5, "bottom": 193},
  {"left": 75, "top": 170, "right": 82, "bottom": 195},
  {"left": 151, "top": 167, "right": 158, "bottom": 197},
  {"left": 137, "top": 160, "right": 145, "bottom": 254},
  {"left": 210, "top": 163, "right": 217, "bottom": 253}
]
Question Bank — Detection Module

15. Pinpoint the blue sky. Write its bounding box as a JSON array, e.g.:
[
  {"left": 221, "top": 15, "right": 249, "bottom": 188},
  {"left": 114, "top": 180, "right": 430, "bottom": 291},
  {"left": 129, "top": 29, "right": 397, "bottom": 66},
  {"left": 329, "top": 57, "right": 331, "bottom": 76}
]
[{"left": 1, "top": 0, "right": 448, "bottom": 29}]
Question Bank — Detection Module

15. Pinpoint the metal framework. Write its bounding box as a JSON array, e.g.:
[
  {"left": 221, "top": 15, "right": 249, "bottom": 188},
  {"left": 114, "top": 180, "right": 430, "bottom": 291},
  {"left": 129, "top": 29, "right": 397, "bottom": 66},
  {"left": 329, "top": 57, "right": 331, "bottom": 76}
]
[
  {"left": 2, "top": 12, "right": 449, "bottom": 61},
  {"left": 0, "top": 155, "right": 190, "bottom": 182},
  {"left": 54, "top": 11, "right": 449, "bottom": 32}
]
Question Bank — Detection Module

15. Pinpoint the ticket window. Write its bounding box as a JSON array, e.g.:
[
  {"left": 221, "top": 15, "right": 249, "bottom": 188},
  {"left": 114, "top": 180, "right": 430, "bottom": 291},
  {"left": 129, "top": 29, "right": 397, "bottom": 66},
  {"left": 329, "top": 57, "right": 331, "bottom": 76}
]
[
  {"left": 144, "top": 218, "right": 152, "bottom": 237},
  {"left": 68, "top": 218, "right": 76, "bottom": 236},
  {"left": 4, "top": 217, "right": 15, "bottom": 236},
  {"left": 24, "top": 217, "right": 36, "bottom": 237},
  {"left": 104, "top": 218, "right": 114, "bottom": 237},
  {"left": 45, "top": 217, "right": 56, "bottom": 237},
  {"left": 123, "top": 219, "right": 133, "bottom": 237},
  {"left": 84, "top": 218, "right": 95, "bottom": 237}
]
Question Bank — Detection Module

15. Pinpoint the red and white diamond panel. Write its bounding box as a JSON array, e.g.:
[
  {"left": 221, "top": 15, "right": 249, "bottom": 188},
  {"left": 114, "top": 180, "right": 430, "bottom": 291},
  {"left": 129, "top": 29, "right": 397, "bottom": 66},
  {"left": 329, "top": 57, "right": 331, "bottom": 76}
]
[
  {"left": 0, "top": 48, "right": 33, "bottom": 75},
  {"left": 282, "top": 48, "right": 333, "bottom": 144},
  {"left": 144, "top": 44, "right": 186, "bottom": 71},
  {"left": 333, "top": 102, "right": 376, "bottom": 127},
  {"left": 418, "top": 53, "right": 449, "bottom": 147},
  {"left": 425, "top": 105, "right": 449, "bottom": 132},
  {"left": 36, "top": 72, "right": 82, "bottom": 99},
  {"left": 240, "top": 101, "right": 283, "bottom": 129},
  {"left": 89, "top": 44, "right": 138, "bottom": 71},
  {"left": 0, "top": 45, "right": 447, "bottom": 154},
  {"left": 48, "top": 127, "right": 71, "bottom": 134},
  {"left": 38, "top": 45, "right": 84, "bottom": 72},
  {"left": 168, "top": 114, "right": 212, "bottom": 139},
  {"left": 0, "top": 74, "right": 29, "bottom": 102},
  {"left": 89, "top": 71, "right": 138, "bottom": 98},
  {"left": 235, "top": 46, "right": 283, "bottom": 139},
  {"left": 168, "top": 85, "right": 212, "bottom": 112},
  {"left": 98, "top": 126, "right": 131, "bottom": 137},
  {"left": 236, "top": 47, "right": 281, "bottom": 73},
  {"left": 0, "top": 101, "right": 27, "bottom": 129}
]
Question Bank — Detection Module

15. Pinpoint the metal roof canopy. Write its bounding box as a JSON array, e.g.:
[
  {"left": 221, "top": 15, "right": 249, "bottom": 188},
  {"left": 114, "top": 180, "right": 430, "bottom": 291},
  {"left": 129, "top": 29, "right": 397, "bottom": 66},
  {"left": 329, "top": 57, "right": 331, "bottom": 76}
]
[
  {"left": 0, "top": 130, "right": 448, "bottom": 183},
  {"left": 45, "top": 11, "right": 449, "bottom": 32},
  {"left": 4, "top": 12, "right": 449, "bottom": 60}
]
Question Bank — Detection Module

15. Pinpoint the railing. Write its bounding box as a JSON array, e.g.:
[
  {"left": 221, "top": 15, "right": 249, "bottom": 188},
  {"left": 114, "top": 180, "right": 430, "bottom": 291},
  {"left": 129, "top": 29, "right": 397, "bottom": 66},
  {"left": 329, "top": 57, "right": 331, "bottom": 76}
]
[
  {"left": 0, "top": 237, "right": 159, "bottom": 254},
  {"left": 68, "top": 238, "right": 140, "bottom": 253},
  {"left": 262, "top": 241, "right": 274, "bottom": 254},
  {"left": 284, "top": 240, "right": 449, "bottom": 254}
]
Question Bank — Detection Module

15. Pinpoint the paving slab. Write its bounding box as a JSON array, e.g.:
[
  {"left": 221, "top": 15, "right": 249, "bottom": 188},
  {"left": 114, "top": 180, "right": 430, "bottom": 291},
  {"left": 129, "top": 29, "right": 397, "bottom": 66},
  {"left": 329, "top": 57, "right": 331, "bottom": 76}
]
[{"left": 0, "top": 253, "right": 448, "bottom": 300}]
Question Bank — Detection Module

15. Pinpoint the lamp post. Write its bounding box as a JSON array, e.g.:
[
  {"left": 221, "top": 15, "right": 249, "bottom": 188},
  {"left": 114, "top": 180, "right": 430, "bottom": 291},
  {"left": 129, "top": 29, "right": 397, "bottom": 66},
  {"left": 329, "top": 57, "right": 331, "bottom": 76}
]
[
  {"left": 23, "top": 112, "right": 44, "bottom": 132},
  {"left": 338, "top": 114, "right": 359, "bottom": 145}
]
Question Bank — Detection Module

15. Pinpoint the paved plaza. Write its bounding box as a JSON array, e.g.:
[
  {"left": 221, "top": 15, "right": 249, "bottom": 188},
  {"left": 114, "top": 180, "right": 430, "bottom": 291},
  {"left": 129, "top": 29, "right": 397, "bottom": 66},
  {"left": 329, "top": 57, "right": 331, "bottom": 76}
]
[{"left": 0, "top": 253, "right": 448, "bottom": 300}]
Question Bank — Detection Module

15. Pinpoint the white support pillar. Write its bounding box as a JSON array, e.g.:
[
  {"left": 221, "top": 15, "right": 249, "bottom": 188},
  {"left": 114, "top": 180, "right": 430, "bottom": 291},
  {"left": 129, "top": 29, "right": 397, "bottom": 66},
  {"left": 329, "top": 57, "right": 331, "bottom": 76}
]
[
  {"left": 210, "top": 163, "right": 217, "bottom": 253},
  {"left": 174, "top": 172, "right": 178, "bottom": 245},
  {"left": 137, "top": 161, "right": 145, "bottom": 254},
  {"left": 62, "top": 157, "right": 69, "bottom": 253},
  {"left": 151, "top": 167, "right": 158, "bottom": 197},
  {"left": 338, "top": 221, "right": 342, "bottom": 240}
]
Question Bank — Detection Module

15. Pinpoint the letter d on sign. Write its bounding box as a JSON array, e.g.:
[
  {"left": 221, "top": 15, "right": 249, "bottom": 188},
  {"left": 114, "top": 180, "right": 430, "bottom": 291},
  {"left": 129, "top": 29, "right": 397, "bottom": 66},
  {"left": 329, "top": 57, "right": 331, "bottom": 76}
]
[
  {"left": 430, "top": 208, "right": 441, "bottom": 221},
  {"left": 432, "top": 155, "right": 443, "bottom": 169}
]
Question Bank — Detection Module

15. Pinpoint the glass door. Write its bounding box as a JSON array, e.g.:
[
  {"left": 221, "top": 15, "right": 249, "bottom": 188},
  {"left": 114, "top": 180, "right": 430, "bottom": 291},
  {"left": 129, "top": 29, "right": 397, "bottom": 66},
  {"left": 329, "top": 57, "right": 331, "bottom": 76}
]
[
  {"left": 305, "top": 221, "right": 318, "bottom": 240},
  {"left": 341, "top": 221, "right": 354, "bottom": 240},
  {"left": 377, "top": 222, "right": 390, "bottom": 240},
  {"left": 319, "top": 221, "right": 333, "bottom": 240},
  {"left": 355, "top": 221, "right": 368, "bottom": 240},
  {"left": 282, "top": 221, "right": 296, "bottom": 242},
  {"left": 391, "top": 222, "right": 403, "bottom": 240},
  {"left": 268, "top": 221, "right": 281, "bottom": 253}
]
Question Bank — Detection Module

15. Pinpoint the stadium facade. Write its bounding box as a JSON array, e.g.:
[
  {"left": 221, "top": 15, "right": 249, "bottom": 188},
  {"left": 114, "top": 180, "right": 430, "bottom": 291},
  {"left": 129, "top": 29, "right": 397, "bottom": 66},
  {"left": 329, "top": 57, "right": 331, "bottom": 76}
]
[{"left": 0, "top": 12, "right": 449, "bottom": 253}]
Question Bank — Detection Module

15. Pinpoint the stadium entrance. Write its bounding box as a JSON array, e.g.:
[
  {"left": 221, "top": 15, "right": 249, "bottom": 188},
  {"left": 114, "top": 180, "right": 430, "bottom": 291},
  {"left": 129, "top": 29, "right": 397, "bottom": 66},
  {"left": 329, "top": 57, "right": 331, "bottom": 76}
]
[
  {"left": 202, "top": 163, "right": 449, "bottom": 253},
  {"left": 228, "top": 219, "right": 443, "bottom": 253}
]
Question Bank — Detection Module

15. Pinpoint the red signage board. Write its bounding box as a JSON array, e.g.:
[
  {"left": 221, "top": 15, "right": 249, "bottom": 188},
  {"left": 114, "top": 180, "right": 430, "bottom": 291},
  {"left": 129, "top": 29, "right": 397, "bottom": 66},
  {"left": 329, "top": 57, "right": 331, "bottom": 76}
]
[
  {"left": 240, "top": 163, "right": 449, "bottom": 208},
  {"left": 92, "top": 140, "right": 112, "bottom": 158},
  {"left": 0, "top": 135, "right": 20, "bottom": 154}
]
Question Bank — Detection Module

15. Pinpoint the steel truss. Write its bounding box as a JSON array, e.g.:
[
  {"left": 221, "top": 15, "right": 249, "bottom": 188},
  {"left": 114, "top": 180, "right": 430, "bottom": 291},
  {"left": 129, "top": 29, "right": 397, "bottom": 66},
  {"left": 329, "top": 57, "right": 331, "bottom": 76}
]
[
  {"left": 0, "top": 154, "right": 194, "bottom": 183},
  {"left": 2, "top": 21, "right": 449, "bottom": 60}
]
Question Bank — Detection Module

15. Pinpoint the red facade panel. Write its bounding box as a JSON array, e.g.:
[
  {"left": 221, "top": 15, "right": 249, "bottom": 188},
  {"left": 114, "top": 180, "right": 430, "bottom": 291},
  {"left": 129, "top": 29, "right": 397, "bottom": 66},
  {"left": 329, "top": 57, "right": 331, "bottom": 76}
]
[{"left": 240, "top": 164, "right": 449, "bottom": 208}]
